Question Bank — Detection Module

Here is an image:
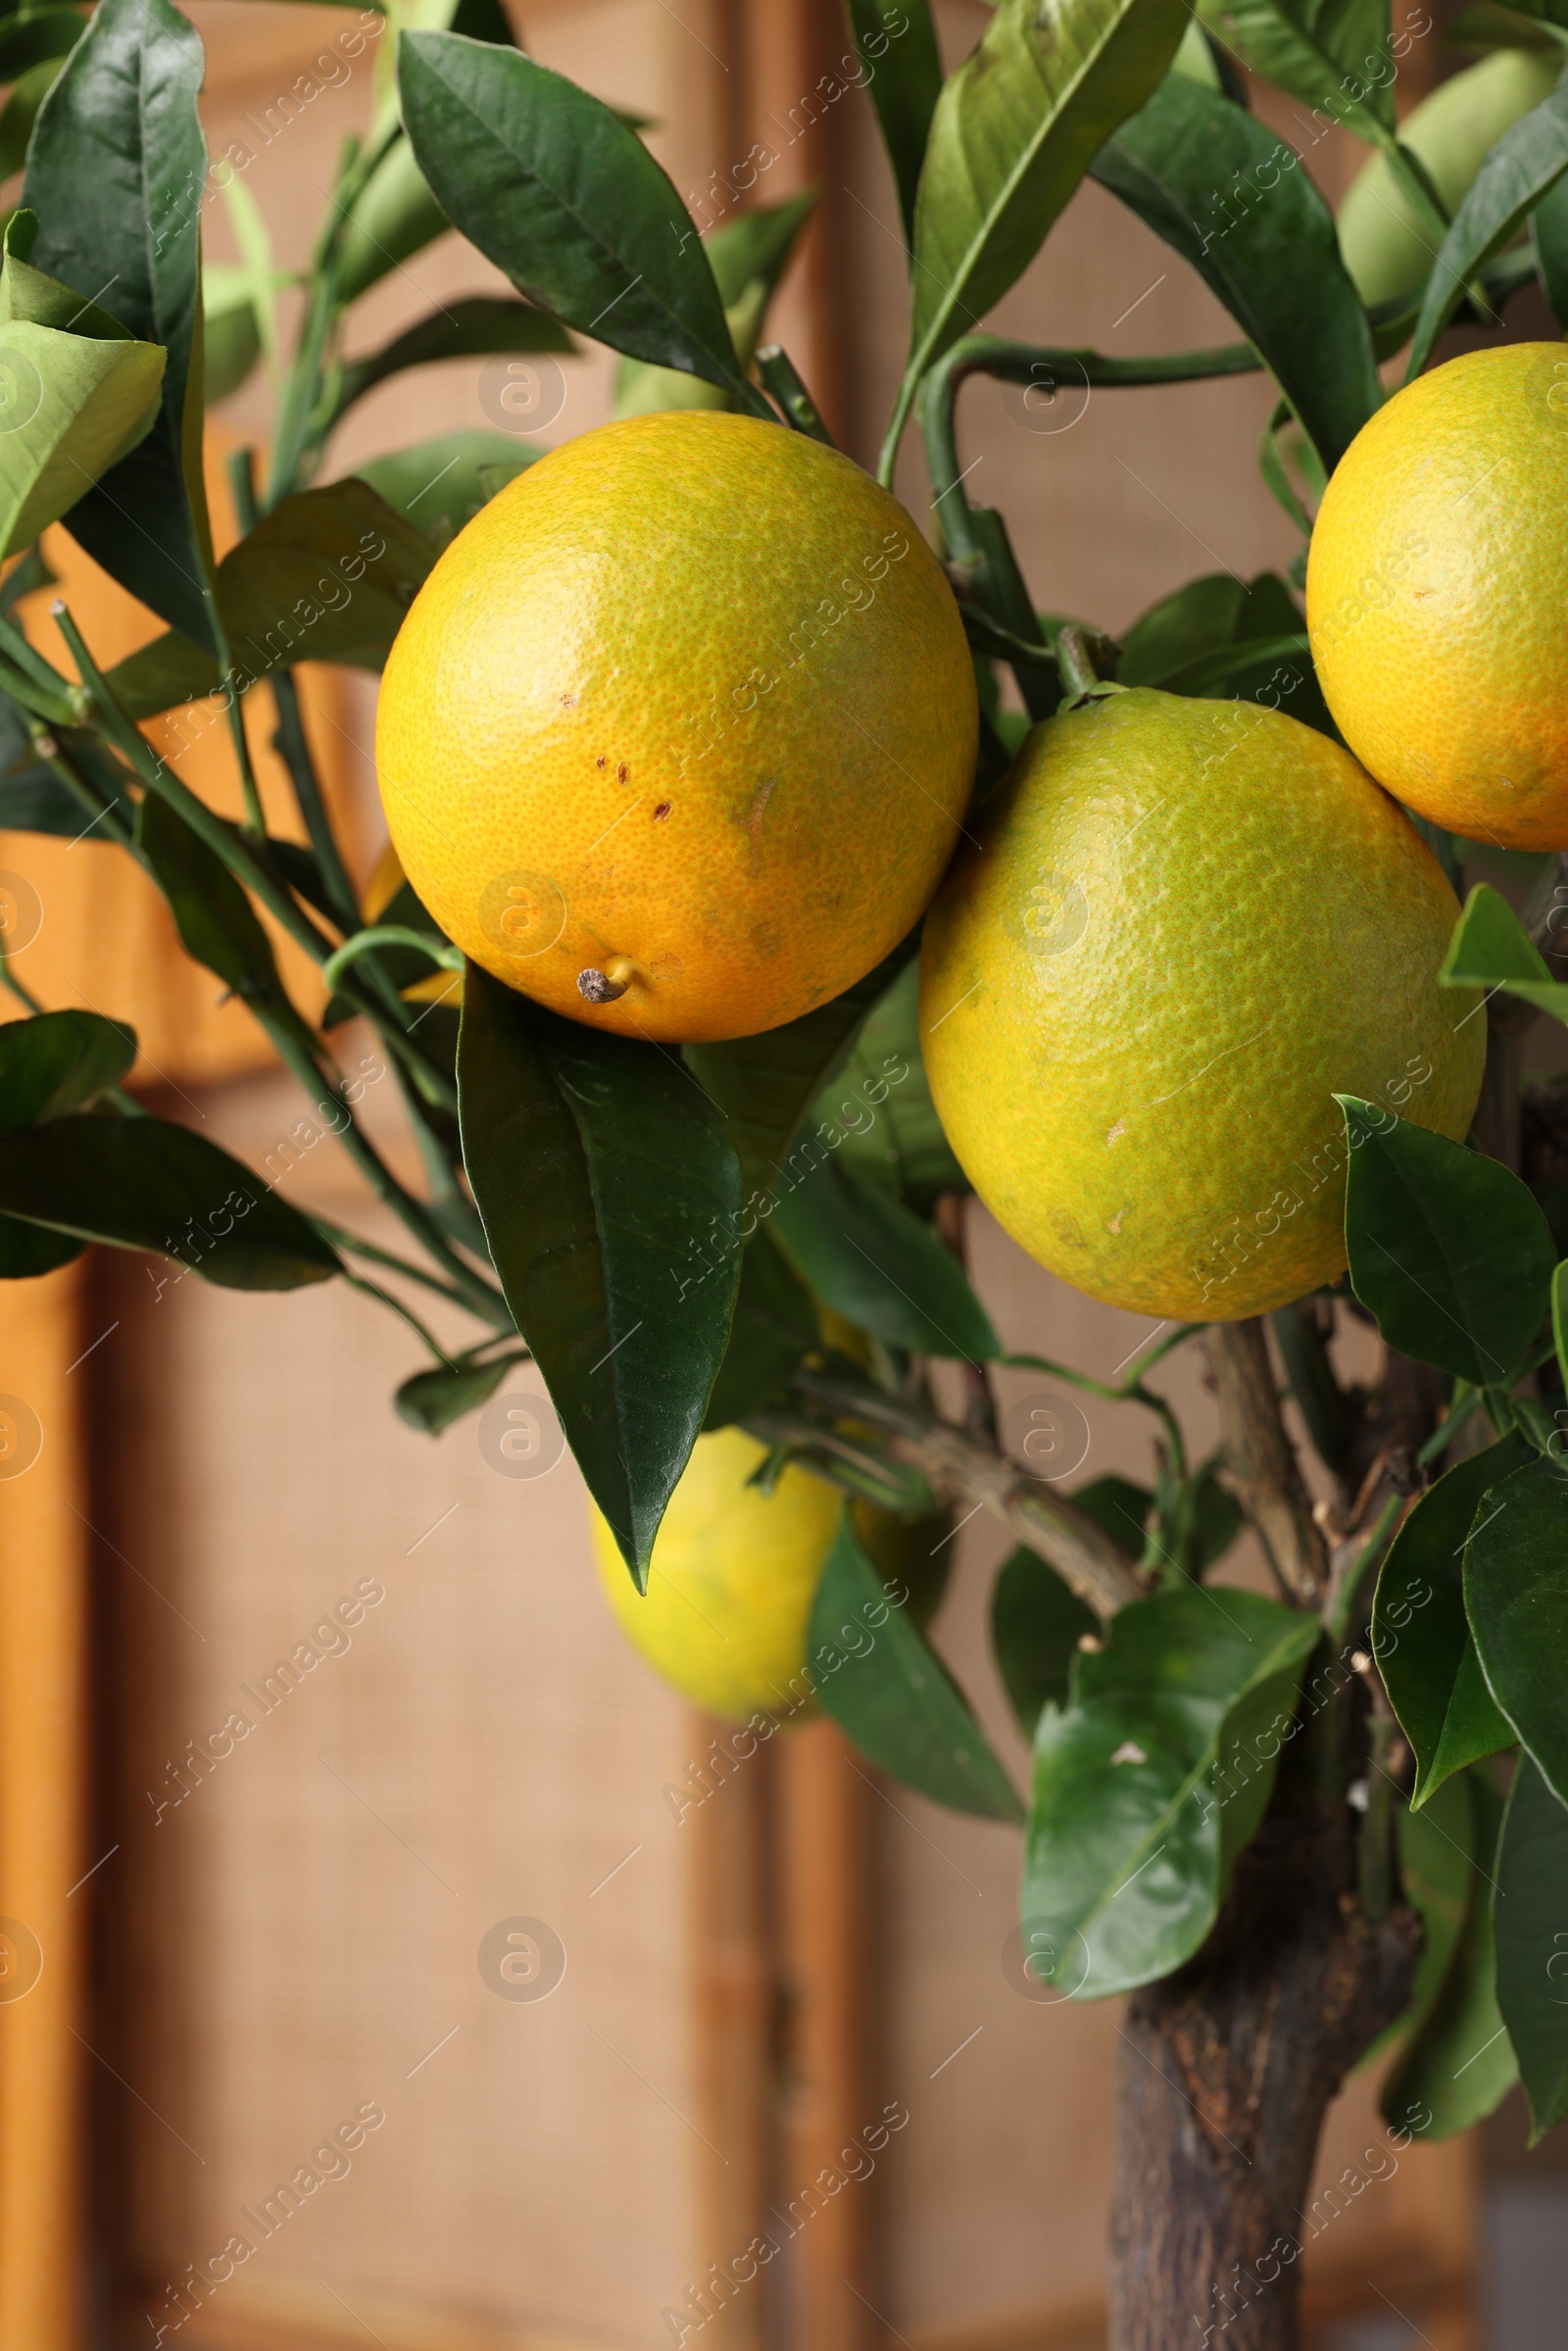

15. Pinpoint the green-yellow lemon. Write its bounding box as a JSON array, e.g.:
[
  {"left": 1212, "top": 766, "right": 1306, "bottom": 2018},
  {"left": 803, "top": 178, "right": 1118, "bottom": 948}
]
[
  {"left": 1307, "top": 343, "right": 1568, "bottom": 850},
  {"left": 375, "top": 412, "right": 976, "bottom": 1044},
  {"left": 918, "top": 688, "right": 1484, "bottom": 1321}
]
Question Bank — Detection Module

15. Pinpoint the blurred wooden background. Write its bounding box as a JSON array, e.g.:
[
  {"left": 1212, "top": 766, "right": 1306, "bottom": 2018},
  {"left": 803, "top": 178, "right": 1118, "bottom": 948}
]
[{"left": 0, "top": 0, "right": 1503, "bottom": 2345}]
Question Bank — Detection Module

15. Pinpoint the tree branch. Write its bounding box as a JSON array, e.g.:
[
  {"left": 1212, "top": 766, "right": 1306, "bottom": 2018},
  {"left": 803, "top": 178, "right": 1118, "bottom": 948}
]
[{"left": 1203, "top": 1320, "right": 1328, "bottom": 1606}]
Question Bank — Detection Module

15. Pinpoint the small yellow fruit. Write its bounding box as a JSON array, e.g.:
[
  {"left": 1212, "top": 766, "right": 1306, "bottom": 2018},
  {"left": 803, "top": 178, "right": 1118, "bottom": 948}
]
[
  {"left": 590, "top": 1429, "right": 839, "bottom": 1724},
  {"left": 918, "top": 688, "right": 1483, "bottom": 1321},
  {"left": 1307, "top": 344, "right": 1568, "bottom": 849},
  {"left": 375, "top": 412, "right": 976, "bottom": 1044},
  {"left": 1337, "top": 51, "right": 1559, "bottom": 308}
]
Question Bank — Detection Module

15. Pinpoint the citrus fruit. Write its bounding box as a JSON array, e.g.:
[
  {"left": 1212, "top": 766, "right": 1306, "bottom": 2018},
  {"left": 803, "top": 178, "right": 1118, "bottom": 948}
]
[
  {"left": 375, "top": 412, "right": 976, "bottom": 1044},
  {"left": 918, "top": 688, "right": 1483, "bottom": 1321},
  {"left": 1336, "top": 51, "right": 1559, "bottom": 308},
  {"left": 590, "top": 1428, "right": 951, "bottom": 1722},
  {"left": 1307, "top": 343, "right": 1568, "bottom": 850}
]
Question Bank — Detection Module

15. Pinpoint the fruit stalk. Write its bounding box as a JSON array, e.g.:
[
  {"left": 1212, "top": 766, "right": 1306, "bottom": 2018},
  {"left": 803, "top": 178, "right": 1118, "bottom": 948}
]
[{"left": 1107, "top": 1806, "right": 1421, "bottom": 2351}]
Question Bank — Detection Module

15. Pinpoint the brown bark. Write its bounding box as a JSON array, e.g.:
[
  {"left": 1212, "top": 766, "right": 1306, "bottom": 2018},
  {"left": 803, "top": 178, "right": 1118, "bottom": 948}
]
[
  {"left": 1203, "top": 1321, "right": 1328, "bottom": 1604},
  {"left": 1107, "top": 1805, "right": 1421, "bottom": 2351}
]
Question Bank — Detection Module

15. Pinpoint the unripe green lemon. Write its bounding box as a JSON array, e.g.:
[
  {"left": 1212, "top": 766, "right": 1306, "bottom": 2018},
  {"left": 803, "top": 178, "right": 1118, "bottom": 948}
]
[
  {"left": 1337, "top": 50, "right": 1559, "bottom": 308},
  {"left": 918, "top": 689, "right": 1483, "bottom": 1321}
]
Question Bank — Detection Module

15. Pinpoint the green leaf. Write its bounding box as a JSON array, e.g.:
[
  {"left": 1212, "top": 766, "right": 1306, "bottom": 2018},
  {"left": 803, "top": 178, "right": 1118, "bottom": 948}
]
[
  {"left": 0, "top": 1212, "right": 83, "bottom": 1277},
  {"left": 334, "top": 135, "right": 451, "bottom": 309},
  {"left": 202, "top": 264, "right": 264, "bottom": 407},
  {"left": 0, "top": 1006, "right": 135, "bottom": 1133},
  {"left": 104, "top": 478, "right": 433, "bottom": 715},
  {"left": 1072, "top": 1474, "right": 1156, "bottom": 1557},
  {"left": 133, "top": 793, "right": 313, "bottom": 1049},
  {"left": 395, "top": 1348, "right": 526, "bottom": 1436},
  {"left": 0, "top": 226, "right": 168, "bottom": 559},
  {"left": 810, "top": 1512, "right": 1022, "bottom": 1820},
  {"left": 1021, "top": 1587, "right": 1320, "bottom": 1998},
  {"left": 1116, "top": 568, "right": 1339, "bottom": 735},
  {"left": 0, "top": 10, "right": 87, "bottom": 82},
  {"left": 706, "top": 186, "right": 820, "bottom": 309},
  {"left": 1196, "top": 0, "right": 1396, "bottom": 142},
  {"left": 991, "top": 1543, "right": 1100, "bottom": 1734},
  {"left": 352, "top": 429, "right": 537, "bottom": 550},
  {"left": 1495, "top": 1753, "right": 1568, "bottom": 2142},
  {"left": 808, "top": 957, "right": 963, "bottom": 1212},
  {"left": 1534, "top": 162, "right": 1568, "bottom": 321},
  {"left": 0, "top": 713, "right": 133, "bottom": 837},
  {"left": 1339, "top": 1095, "right": 1555, "bottom": 1385},
  {"left": 686, "top": 936, "right": 918, "bottom": 1202},
  {"left": 903, "top": 0, "right": 1189, "bottom": 395},
  {"left": 846, "top": 0, "right": 944, "bottom": 242},
  {"left": 0, "top": 1114, "right": 340, "bottom": 1288},
  {"left": 399, "top": 33, "right": 764, "bottom": 413},
  {"left": 1363, "top": 1774, "right": 1478, "bottom": 2069},
  {"left": 333, "top": 296, "right": 574, "bottom": 421},
  {"left": 701, "top": 1228, "right": 817, "bottom": 1432},
  {"left": 24, "top": 0, "right": 219, "bottom": 652},
  {"left": 1384, "top": 1765, "right": 1518, "bottom": 2138},
  {"left": 1465, "top": 1449, "right": 1568, "bottom": 1804},
  {"left": 456, "top": 963, "right": 743, "bottom": 1584},
  {"left": 769, "top": 1160, "right": 998, "bottom": 1361},
  {"left": 1091, "top": 76, "right": 1381, "bottom": 473},
  {"left": 1406, "top": 77, "right": 1568, "bottom": 376},
  {"left": 0, "top": 57, "right": 68, "bottom": 185},
  {"left": 1441, "top": 881, "right": 1568, "bottom": 1024},
  {"left": 1373, "top": 1432, "right": 1531, "bottom": 1805}
]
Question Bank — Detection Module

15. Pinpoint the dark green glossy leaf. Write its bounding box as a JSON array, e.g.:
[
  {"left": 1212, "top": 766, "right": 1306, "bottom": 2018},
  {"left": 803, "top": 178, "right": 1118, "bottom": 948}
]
[
  {"left": 1365, "top": 1774, "right": 1477, "bottom": 2069},
  {"left": 353, "top": 430, "right": 537, "bottom": 551},
  {"left": 1022, "top": 1587, "right": 1319, "bottom": 1998},
  {"left": 1340, "top": 1094, "right": 1555, "bottom": 1384},
  {"left": 808, "top": 958, "right": 962, "bottom": 1211},
  {"left": 456, "top": 963, "right": 742, "bottom": 1584},
  {"left": 1072, "top": 1474, "right": 1155, "bottom": 1558},
  {"left": 1495, "top": 1753, "right": 1568, "bottom": 2142},
  {"left": 1441, "top": 881, "right": 1568, "bottom": 1026},
  {"left": 1118, "top": 570, "right": 1300, "bottom": 685},
  {"left": 333, "top": 297, "right": 574, "bottom": 421},
  {"left": 0, "top": 1212, "right": 83, "bottom": 1276},
  {"left": 0, "top": 1113, "right": 340, "bottom": 1287},
  {"left": 104, "top": 479, "right": 432, "bottom": 715},
  {"left": 846, "top": 0, "right": 943, "bottom": 243},
  {"left": 991, "top": 1543, "right": 1099, "bottom": 1734},
  {"left": 811, "top": 1511, "right": 1022, "bottom": 1819},
  {"left": 686, "top": 936, "right": 917, "bottom": 1203},
  {"left": 769, "top": 1160, "right": 998, "bottom": 1360},
  {"left": 1373, "top": 1433, "right": 1530, "bottom": 1805},
  {"left": 395, "top": 1349, "right": 526, "bottom": 1436},
  {"left": 1465, "top": 1449, "right": 1568, "bottom": 1804},
  {"left": 0, "top": 1006, "right": 135, "bottom": 1133},
  {"left": 904, "top": 0, "right": 1189, "bottom": 397},
  {"left": 0, "top": 720, "right": 134, "bottom": 838},
  {"left": 1407, "top": 77, "right": 1568, "bottom": 375},
  {"left": 24, "top": 0, "right": 219, "bottom": 652},
  {"left": 1092, "top": 76, "right": 1380, "bottom": 472},
  {"left": 399, "top": 33, "right": 763, "bottom": 412},
  {"left": 1196, "top": 0, "right": 1396, "bottom": 140},
  {"left": 702, "top": 1228, "right": 817, "bottom": 1432},
  {"left": 1384, "top": 1765, "right": 1518, "bottom": 2137},
  {"left": 1534, "top": 163, "right": 1568, "bottom": 323}
]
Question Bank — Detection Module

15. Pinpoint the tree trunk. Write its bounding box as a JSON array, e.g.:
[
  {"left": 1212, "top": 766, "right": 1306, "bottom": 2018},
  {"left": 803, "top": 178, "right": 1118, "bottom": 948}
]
[{"left": 1107, "top": 1801, "right": 1421, "bottom": 2350}]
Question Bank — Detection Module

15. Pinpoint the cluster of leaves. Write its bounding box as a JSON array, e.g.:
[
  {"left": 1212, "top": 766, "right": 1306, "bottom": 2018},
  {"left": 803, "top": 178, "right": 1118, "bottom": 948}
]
[{"left": 3, "top": 0, "right": 1568, "bottom": 2157}]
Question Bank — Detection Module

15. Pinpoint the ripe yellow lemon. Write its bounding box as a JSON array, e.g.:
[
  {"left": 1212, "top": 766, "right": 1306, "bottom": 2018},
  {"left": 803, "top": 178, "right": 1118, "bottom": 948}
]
[
  {"left": 590, "top": 1429, "right": 951, "bottom": 1723},
  {"left": 1307, "top": 344, "right": 1568, "bottom": 849},
  {"left": 375, "top": 413, "right": 976, "bottom": 1043},
  {"left": 918, "top": 689, "right": 1483, "bottom": 1321},
  {"left": 590, "top": 1429, "right": 835, "bottom": 1723},
  {"left": 1336, "top": 52, "right": 1559, "bottom": 308}
]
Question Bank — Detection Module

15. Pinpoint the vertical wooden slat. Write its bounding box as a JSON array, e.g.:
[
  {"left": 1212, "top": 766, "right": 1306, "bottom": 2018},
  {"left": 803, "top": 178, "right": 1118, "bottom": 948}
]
[
  {"left": 689, "top": 1715, "right": 776, "bottom": 2351},
  {"left": 0, "top": 1260, "right": 87, "bottom": 2351},
  {"left": 776, "top": 1721, "right": 875, "bottom": 2351}
]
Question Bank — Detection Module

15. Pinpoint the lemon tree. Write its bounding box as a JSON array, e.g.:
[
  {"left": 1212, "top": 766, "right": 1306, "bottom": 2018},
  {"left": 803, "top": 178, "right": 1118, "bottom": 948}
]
[{"left": 5, "top": 0, "right": 1568, "bottom": 2341}]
